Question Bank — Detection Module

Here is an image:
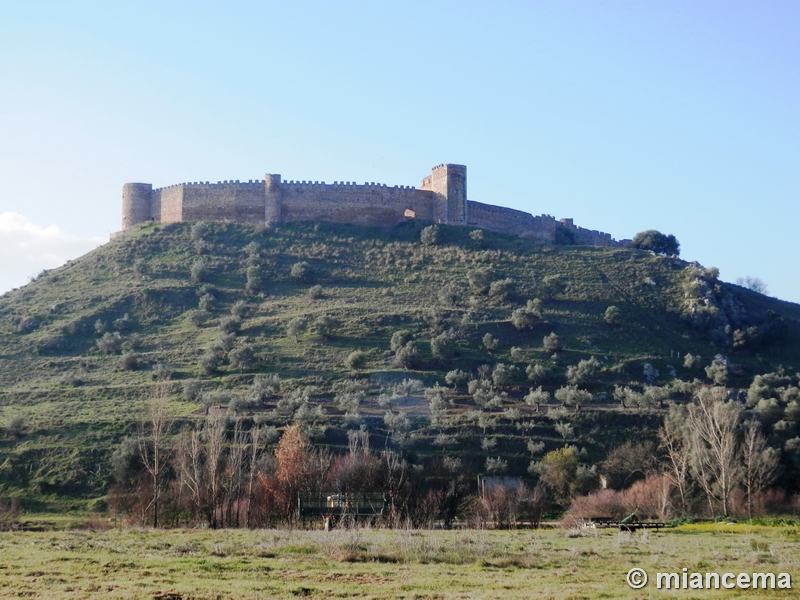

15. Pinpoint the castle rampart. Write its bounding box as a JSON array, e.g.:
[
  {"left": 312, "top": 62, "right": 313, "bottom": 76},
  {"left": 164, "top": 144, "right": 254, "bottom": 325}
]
[{"left": 120, "top": 164, "right": 620, "bottom": 247}]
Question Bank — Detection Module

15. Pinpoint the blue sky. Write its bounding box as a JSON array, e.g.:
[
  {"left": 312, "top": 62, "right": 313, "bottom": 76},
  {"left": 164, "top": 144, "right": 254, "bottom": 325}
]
[{"left": 1, "top": 1, "right": 798, "bottom": 301}]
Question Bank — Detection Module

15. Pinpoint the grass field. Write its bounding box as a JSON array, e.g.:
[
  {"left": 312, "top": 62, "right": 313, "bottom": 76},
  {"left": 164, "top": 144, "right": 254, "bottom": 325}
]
[{"left": 0, "top": 524, "right": 797, "bottom": 599}]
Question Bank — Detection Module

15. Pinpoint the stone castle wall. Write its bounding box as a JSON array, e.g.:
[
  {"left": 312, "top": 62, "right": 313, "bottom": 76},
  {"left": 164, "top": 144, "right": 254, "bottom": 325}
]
[
  {"left": 278, "top": 180, "right": 437, "bottom": 227},
  {"left": 120, "top": 164, "right": 620, "bottom": 247}
]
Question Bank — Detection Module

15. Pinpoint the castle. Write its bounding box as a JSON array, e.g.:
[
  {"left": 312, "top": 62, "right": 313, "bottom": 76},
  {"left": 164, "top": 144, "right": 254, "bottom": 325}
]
[{"left": 121, "top": 164, "right": 619, "bottom": 246}]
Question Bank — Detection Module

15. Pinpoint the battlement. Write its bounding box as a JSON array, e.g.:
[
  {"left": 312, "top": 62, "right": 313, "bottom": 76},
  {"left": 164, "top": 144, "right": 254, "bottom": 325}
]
[{"left": 120, "top": 163, "right": 620, "bottom": 247}]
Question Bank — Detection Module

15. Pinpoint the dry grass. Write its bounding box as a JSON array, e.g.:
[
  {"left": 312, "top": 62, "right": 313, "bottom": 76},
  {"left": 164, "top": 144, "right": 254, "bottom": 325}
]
[{"left": 0, "top": 525, "right": 797, "bottom": 599}]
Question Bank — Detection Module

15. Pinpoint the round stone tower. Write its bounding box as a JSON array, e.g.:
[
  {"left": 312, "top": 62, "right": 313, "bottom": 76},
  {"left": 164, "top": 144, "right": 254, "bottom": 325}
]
[
  {"left": 122, "top": 183, "right": 153, "bottom": 230},
  {"left": 264, "top": 174, "right": 282, "bottom": 226}
]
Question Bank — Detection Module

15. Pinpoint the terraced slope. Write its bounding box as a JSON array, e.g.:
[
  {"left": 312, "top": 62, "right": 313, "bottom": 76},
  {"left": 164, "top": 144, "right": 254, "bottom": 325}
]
[{"left": 0, "top": 220, "right": 798, "bottom": 506}]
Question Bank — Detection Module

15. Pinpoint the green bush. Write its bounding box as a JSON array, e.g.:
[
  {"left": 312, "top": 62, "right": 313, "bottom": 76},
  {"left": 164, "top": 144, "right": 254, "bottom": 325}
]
[
  {"left": 291, "top": 261, "right": 314, "bottom": 283},
  {"left": 345, "top": 350, "right": 368, "bottom": 371},
  {"left": 219, "top": 315, "right": 242, "bottom": 334},
  {"left": 632, "top": 229, "right": 680, "bottom": 256},
  {"left": 118, "top": 351, "right": 142, "bottom": 371},
  {"left": 488, "top": 278, "right": 515, "bottom": 303},
  {"left": 603, "top": 305, "right": 621, "bottom": 326},
  {"left": 190, "top": 259, "right": 209, "bottom": 283},
  {"left": 431, "top": 333, "right": 455, "bottom": 359},
  {"left": 390, "top": 330, "right": 412, "bottom": 352},
  {"left": 543, "top": 332, "right": 560, "bottom": 353},
  {"left": 393, "top": 341, "right": 421, "bottom": 369},
  {"left": 420, "top": 225, "right": 439, "bottom": 246}
]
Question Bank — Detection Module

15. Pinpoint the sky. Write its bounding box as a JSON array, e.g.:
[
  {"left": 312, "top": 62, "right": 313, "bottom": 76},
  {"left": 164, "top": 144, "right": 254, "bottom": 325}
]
[{"left": 1, "top": 1, "right": 798, "bottom": 301}]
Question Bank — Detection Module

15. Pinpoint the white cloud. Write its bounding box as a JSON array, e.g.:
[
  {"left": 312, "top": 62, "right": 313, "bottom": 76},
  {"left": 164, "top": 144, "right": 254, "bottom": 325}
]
[{"left": 0, "top": 212, "right": 107, "bottom": 294}]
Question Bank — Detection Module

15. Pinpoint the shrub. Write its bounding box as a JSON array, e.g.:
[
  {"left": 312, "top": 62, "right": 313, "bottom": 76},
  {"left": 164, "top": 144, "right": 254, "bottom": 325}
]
[
  {"left": 488, "top": 278, "right": 515, "bottom": 302},
  {"left": 190, "top": 259, "right": 208, "bottom": 283},
  {"left": 566, "top": 357, "right": 601, "bottom": 385},
  {"left": 526, "top": 363, "right": 551, "bottom": 384},
  {"left": 511, "top": 301, "right": 541, "bottom": 330},
  {"left": 482, "top": 333, "right": 499, "bottom": 352},
  {"left": 228, "top": 343, "right": 257, "bottom": 370},
  {"left": 631, "top": 229, "right": 680, "bottom": 256},
  {"left": 344, "top": 350, "right": 368, "bottom": 371},
  {"left": 554, "top": 421, "right": 574, "bottom": 440},
  {"left": 705, "top": 354, "right": 729, "bottom": 385},
  {"left": 643, "top": 363, "right": 659, "bottom": 383},
  {"left": 199, "top": 350, "right": 223, "bottom": 375},
  {"left": 390, "top": 330, "right": 412, "bottom": 352},
  {"left": 554, "top": 385, "right": 592, "bottom": 411},
  {"left": 469, "top": 229, "right": 484, "bottom": 246},
  {"left": 307, "top": 284, "right": 324, "bottom": 300},
  {"left": 118, "top": 351, "right": 142, "bottom": 371},
  {"left": 313, "top": 314, "right": 338, "bottom": 339},
  {"left": 510, "top": 346, "right": 525, "bottom": 362},
  {"left": 467, "top": 267, "right": 491, "bottom": 294},
  {"left": 683, "top": 353, "right": 702, "bottom": 370},
  {"left": 445, "top": 369, "right": 469, "bottom": 389},
  {"left": 6, "top": 414, "right": 25, "bottom": 438},
  {"left": 420, "top": 224, "right": 439, "bottom": 246},
  {"left": 218, "top": 315, "right": 242, "bottom": 334},
  {"left": 231, "top": 300, "right": 249, "bottom": 317},
  {"left": 228, "top": 395, "right": 258, "bottom": 414},
  {"left": 525, "top": 386, "right": 551, "bottom": 409},
  {"left": 244, "top": 241, "right": 261, "bottom": 265},
  {"left": 485, "top": 457, "right": 508, "bottom": 475},
  {"left": 245, "top": 266, "right": 262, "bottom": 293},
  {"left": 213, "top": 332, "right": 236, "bottom": 354},
  {"left": 735, "top": 276, "right": 769, "bottom": 296},
  {"left": 393, "top": 341, "right": 421, "bottom": 369},
  {"left": 97, "top": 332, "right": 123, "bottom": 354},
  {"left": 113, "top": 313, "right": 134, "bottom": 331},
  {"left": 431, "top": 333, "right": 455, "bottom": 359},
  {"left": 198, "top": 293, "right": 215, "bottom": 312},
  {"left": 541, "top": 274, "right": 566, "bottom": 298},
  {"left": 286, "top": 316, "right": 308, "bottom": 342},
  {"left": 437, "top": 282, "right": 462, "bottom": 307},
  {"left": 542, "top": 332, "right": 560, "bottom": 352},
  {"left": 492, "top": 363, "right": 520, "bottom": 387},
  {"left": 182, "top": 380, "right": 202, "bottom": 400},
  {"left": 290, "top": 261, "right": 314, "bottom": 283},
  {"left": 603, "top": 305, "right": 621, "bottom": 326},
  {"left": 186, "top": 309, "right": 209, "bottom": 327}
]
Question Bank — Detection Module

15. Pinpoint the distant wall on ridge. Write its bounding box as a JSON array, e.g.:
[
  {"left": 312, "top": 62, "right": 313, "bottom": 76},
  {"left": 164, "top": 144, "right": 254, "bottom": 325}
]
[{"left": 120, "top": 164, "right": 620, "bottom": 247}]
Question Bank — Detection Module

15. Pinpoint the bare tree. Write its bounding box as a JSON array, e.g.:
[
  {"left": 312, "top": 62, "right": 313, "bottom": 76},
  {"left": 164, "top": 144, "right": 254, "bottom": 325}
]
[
  {"left": 204, "top": 411, "right": 227, "bottom": 528},
  {"left": 741, "top": 419, "right": 781, "bottom": 519},
  {"left": 658, "top": 412, "right": 692, "bottom": 517},
  {"left": 224, "top": 418, "right": 247, "bottom": 527},
  {"left": 244, "top": 423, "right": 264, "bottom": 529},
  {"left": 138, "top": 382, "right": 175, "bottom": 528},
  {"left": 174, "top": 427, "right": 205, "bottom": 524},
  {"left": 686, "top": 387, "right": 743, "bottom": 518}
]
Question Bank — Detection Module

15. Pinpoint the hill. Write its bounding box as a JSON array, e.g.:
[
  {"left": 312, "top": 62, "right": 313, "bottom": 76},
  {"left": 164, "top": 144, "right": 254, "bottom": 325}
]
[{"left": 1, "top": 220, "right": 799, "bottom": 514}]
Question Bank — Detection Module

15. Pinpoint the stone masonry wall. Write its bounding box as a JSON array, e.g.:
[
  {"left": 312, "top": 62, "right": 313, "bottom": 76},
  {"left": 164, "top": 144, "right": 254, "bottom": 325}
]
[
  {"left": 155, "top": 185, "right": 184, "bottom": 224},
  {"left": 467, "top": 201, "right": 538, "bottom": 237},
  {"left": 279, "top": 181, "right": 435, "bottom": 227},
  {"left": 122, "top": 165, "right": 621, "bottom": 248}
]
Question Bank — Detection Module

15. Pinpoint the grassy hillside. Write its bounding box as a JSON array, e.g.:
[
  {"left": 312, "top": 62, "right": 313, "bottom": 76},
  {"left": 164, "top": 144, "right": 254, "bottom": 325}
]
[{"left": 0, "top": 220, "right": 798, "bottom": 508}]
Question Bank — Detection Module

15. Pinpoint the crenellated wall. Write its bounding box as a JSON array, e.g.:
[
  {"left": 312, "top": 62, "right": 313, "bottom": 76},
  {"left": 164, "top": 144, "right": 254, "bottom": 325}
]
[
  {"left": 120, "top": 164, "right": 621, "bottom": 247},
  {"left": 278, "top": 181, "right": 436, "bottom": 227}
]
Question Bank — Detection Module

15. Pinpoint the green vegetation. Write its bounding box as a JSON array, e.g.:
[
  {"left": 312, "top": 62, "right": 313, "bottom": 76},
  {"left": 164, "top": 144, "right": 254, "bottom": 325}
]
[
  {"left": 1, "top": 220, "right": 799, "bottom": 521},
  {"left": 632, "top": 229, "right": 680, "bottom": 256}
]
